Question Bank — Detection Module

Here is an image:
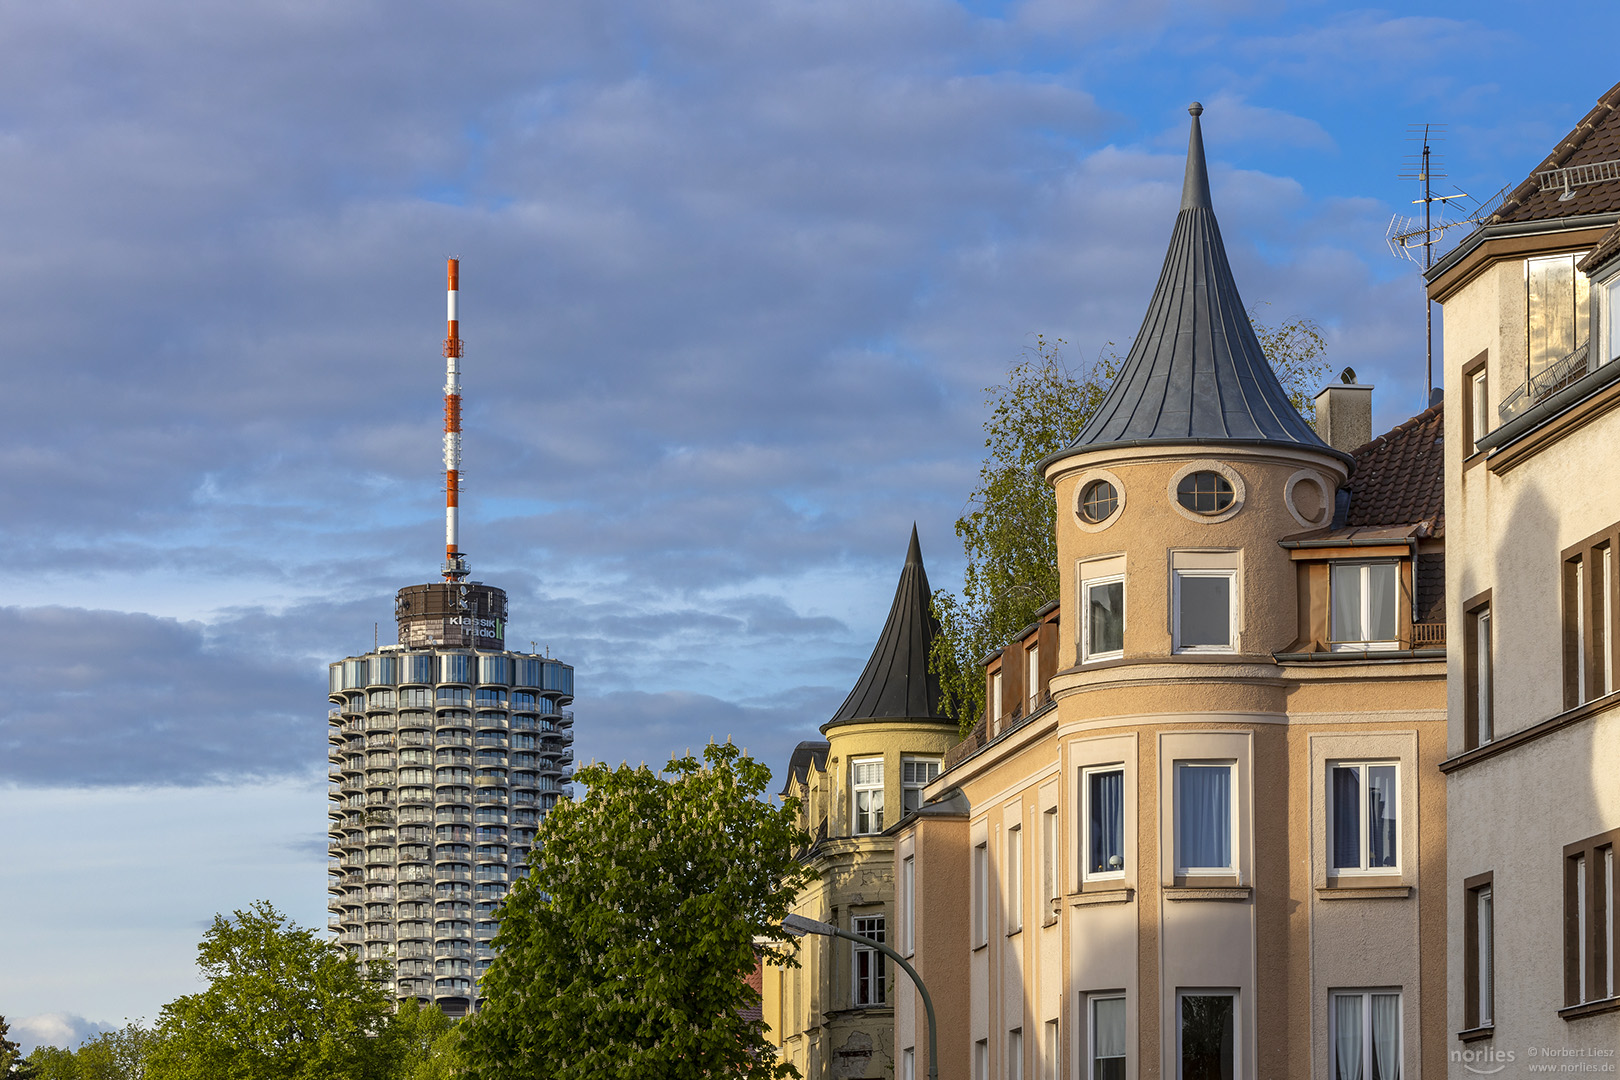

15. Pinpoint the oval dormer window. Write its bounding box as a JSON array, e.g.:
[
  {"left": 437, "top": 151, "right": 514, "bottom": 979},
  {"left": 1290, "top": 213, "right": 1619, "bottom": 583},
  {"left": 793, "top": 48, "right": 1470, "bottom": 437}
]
[
  {"left": 1176, "top": 471, "right": 1234, "bottom": 515},
  {"left": 1079, "top": 480, "right": 1119, "bottom": 523}
]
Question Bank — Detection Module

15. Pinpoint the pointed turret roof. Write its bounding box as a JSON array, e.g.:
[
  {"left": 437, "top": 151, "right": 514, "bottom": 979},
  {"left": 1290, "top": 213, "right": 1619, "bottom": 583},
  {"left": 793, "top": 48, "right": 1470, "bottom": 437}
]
[
  {"left": 1056, "top": 104, "right": 1346, "bottom": 464},
  {"left": 823, "top": 525, "right": 950, "bottom": 731}
]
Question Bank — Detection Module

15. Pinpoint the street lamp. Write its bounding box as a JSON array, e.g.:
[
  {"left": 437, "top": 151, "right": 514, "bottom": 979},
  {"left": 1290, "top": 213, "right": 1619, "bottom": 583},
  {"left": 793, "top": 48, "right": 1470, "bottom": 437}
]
[{"left": 781, "top": 913, "right": 940, "bottom": 1080}]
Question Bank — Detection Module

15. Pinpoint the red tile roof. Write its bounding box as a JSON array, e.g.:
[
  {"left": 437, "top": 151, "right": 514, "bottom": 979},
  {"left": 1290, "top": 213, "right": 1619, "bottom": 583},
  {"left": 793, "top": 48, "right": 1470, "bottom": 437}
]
[
  {"left": 1491, "top": 80, "right": 1620, "bottom": 225},
  {"left": 1343, "top": 403, "right": 1445, "bottom": 536}
]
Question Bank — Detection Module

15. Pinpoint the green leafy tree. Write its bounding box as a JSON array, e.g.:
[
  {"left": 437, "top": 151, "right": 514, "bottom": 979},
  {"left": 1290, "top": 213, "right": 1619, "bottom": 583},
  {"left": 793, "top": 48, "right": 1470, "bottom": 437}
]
[
  {"left": 932, "top": 313, "right": 1332, "bottom": 730},
  {"left": 393, "top": 1002, "right": 460, "bottom": 1080},
  {"left": 460, "top": 741, "right": 815, "bottom": 1080},
  {"left": 145, "top": 901, "right": 400, "bottom": 1080}
]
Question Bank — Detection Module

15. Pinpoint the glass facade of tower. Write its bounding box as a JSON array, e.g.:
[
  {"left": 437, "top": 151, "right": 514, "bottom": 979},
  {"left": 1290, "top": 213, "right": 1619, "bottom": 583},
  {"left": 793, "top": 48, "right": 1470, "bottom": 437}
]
[{"left": 326, "top": 641, "right": 574, "bottom": 1017}]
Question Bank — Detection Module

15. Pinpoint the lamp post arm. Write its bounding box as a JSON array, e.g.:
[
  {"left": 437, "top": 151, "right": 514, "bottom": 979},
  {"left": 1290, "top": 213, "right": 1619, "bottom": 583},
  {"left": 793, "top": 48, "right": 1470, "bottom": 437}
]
[{"left": 825, "top": 926, "right": 939, "bottom": 1080}]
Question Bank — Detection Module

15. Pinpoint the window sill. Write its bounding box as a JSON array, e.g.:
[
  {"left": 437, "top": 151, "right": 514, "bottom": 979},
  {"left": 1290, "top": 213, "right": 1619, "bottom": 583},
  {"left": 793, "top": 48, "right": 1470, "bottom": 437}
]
[
  {"left": 1071, "top": 888, "right": 1133, "bottom": 907},
  {"left": 1316, "top": 883, "right": 1411, "bottom": 901},
  {"left": 1164, "top": 886, "right": 1250, "bottom": 902},
  {"left": 1006, "top": 926, "right": 1023, "bottom": 938},
  {"left": 1457, "top": 1025, "right": 1495, "bottom": 1044},
  {"left": 1559, "top": 996, "right": 1620, "bottom": 1021}
]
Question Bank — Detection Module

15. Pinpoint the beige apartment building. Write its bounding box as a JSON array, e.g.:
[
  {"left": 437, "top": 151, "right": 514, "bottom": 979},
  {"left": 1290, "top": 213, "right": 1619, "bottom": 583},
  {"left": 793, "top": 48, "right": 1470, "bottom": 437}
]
[
  {"left": 1428, "top": 79, "right": 1620, "bottom": 1069},
  {"left": 894, "top": 106, "right": 1450, "bottom": 1080},
  {"left": 763, "top": 528, "right": 960, "bottom": 1080}
]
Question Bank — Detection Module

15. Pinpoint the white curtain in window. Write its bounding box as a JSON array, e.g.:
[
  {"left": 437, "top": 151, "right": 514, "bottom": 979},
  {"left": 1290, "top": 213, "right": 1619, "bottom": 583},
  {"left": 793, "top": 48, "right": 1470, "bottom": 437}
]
[
  {"left": 1478, "top": 890, "right": 1494, "bottom": 1023},
  {"left": 1371, "top": 994, "right": 1400, "bottom": 1080},
  {"left": 1333, "top": 995, "right": 1363, "bottom": 1080},
  {"left": 1368, "top": 564, "right": 1397, "bottom": 642},
  {"left": 1093, "top": 997, "right": 1126, "bottom": 1059},
  {"left": 1332, "top": 564, "right": 1362, "bottom": 642},
  {"left": 1178, "top": 765, "right": 1231, "bottom": 869}
]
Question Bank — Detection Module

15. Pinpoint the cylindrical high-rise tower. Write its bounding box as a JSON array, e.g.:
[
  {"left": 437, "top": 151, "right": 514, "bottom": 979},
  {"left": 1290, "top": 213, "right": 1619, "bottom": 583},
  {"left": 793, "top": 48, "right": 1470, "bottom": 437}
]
[{"left": 326, "top": 260, "right": 576, "bottom": 1018}]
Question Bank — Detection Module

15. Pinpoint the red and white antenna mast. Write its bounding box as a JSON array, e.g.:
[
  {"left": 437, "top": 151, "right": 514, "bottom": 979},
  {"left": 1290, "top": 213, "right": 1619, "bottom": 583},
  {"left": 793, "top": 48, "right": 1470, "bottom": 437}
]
[{"left": 442, "top": 258, "right": 469, "bottom": 581}]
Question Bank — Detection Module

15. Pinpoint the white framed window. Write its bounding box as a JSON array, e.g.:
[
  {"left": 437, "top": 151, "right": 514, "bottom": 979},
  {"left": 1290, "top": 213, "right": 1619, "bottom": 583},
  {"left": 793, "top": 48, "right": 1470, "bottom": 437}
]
[
  {"left": 1008, "top": 1027, "right": 1024, "bottom": 1080},
  {"left": 1043, "top": 1019, "right": 1058, "bottom": 1080},
  {"left": 902, "top": 1048, "right": 915, "bottom": 1080},
  {"left": 1172, "top": 568, "right": 1236, "bottom": 653},
  {"left": 1607, "top": 276, "right": 1620, "bottom": 365},
  {"left": 1329, "top": 989, "right": 1402, "bottom": 1080},
  {"left": 1007, "top": 824, "right": 1023, "bottom": 933},
  {"left": 1083, "top": 575, "right": 1125, "bottom": 661},
  {"left": 902, "top": 758, "right": 941, "bottom": 813},
  {"left": 975, "top": 1039, "right": 989, "bottom": 1080},
  {"left": 1329, "top": 762, "right": 1399, "bottom": 874},
  {"left": 1471, "top": 366, "right": 1490, "bottom": 450},
  {"left": 1475, "top": 608, "right": 1493, "bottom": 745},
  {"left": 992, "top": 669, "right": 1003, "bottom": 720},
  {"left": 852, "top": 914, "right": 886, "bottom": 1006},
  {"left": 852, "top": 758, "right": 884, "bottom": 835},
  {"left": 1090, "top": 994, "right": 1126, "bottom": 1080},
  {"left": 1330, "top": 561, "right": 1400, "bottom": 649},
  {"left": 1027, "top": 644, "right": 1041, "bottom": 710},
  {"left": 1174, "top": 762, "right": 1234, "bottom": 876},
  {"left": 973, "top": 841, "right": 989, "bottom": 946},
  {"left": 901, "top": 854, "right": 916, "bottom": 956},
  {"left": 1177, "top": 990, "right": 1237, "bottom": 1080},
  {"left": 1083, "top": 765, "right": 1126, "bottom": 881},
  {"left": 1042, "top": 806, "right": 1059, "bottom": 917}
]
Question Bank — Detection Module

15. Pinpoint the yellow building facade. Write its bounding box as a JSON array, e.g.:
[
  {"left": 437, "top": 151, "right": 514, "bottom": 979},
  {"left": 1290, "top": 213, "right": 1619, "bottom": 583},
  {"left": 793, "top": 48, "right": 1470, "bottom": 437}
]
[
  {"left": 764, "top": 528, "right": 960, "bottom": 1080},
  {"left": 895, "top": 106, "right": 1450, "bottom": 1080}
]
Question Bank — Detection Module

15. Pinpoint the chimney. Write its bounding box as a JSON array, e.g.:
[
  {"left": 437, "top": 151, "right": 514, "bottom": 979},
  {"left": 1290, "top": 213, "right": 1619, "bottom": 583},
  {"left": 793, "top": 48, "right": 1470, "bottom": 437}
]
[{"left": 1314, "top": 367, "right": 1373, "bottom": 453}]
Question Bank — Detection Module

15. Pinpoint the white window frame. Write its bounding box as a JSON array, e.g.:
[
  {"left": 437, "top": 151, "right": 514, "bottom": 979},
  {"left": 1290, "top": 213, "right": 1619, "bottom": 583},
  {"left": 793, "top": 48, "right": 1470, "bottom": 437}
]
[
  {"left": 1173, "top": 761, "right": 1236, "bottom": 877},
  {"left": 851, "top": 757, "right": 884, "bottom": 835},
  {"left": 1327, "top": 989, "right": 1403, "bottom": 1080},
  {"left": 1007, "top": 824, "right": 1023, "bottom": 934},
  {"left": 901, "top": 757, "right": 941, "bottom": 814},
  {"left": 851, "top": 914, "right": 886, "bottom": 1006},
  {"left": 973, "top": 841, "right": 989, "bottom": 946},
  {"left": 1089, "top": 993, "right": 1127, "bottom": 1080},
  {"left": 1008, "top": 1027, "right": 1024, "bottom": 1080},
  {"left": 1027, "top": 644, "right": 1041, "bottom": 711},
  {"left": 1042, "top": 806, "right": 1060, "bottom": 919},
  {"left": 1082, "top": 574, "right": 1126, "bottom": 662},
  {"left": 1043, "top": 1019, "right": 1058, "bottom": 1080},
  {"left": 1082, "top": 764, "right": 1126, "bottom": 883},
  {"left": 1172, "top": 568, "right": 1237, "bottom": 654},
  {"left": 901, "top": 854, "right": 916, "bottom": 956},
  {"left": 1471, "top": 366, "right": 1490, "bottom": 450},
  {"left": 992, "top": 669, "right": 1003, "bottom": 719},
  {"left": 975, "top": 1039, "right": 989, "bottom": 1080},
  {"left": 1329, "top": 561, "right": 1401, "bottom": 651},
  {"left": 902, "top": 1048, "right": 915, "bottom": 1080},
  {"left": 1475, "top": 608, "right": 1493, "bottom": 745},
  {"left": 1327, "top": 761, "right": 1401, "bottom": 876},
  {"left": 1176, "top": 989, "right": 1239, "bottom": 1080}
]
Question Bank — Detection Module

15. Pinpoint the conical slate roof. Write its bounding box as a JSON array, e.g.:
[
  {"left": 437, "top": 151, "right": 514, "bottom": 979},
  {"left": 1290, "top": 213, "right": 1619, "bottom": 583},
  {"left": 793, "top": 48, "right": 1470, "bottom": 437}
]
[
  {"left": 1061, "top": 104, "right": 1343, "bottom": 461},
  {"left": 823, "top": 526, "right": 950, "bottom": 730}
]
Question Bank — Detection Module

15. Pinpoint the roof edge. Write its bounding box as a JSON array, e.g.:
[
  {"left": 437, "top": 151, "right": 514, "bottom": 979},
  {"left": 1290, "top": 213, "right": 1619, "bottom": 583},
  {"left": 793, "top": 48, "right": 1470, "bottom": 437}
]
[{"left": 1039, "top": 435, "right": 1356, "bottom": 479}]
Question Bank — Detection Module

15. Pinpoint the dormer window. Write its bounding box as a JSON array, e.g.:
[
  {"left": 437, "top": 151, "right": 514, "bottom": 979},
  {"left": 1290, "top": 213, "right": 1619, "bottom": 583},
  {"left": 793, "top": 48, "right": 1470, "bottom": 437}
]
[
  {"left": 1330, "top": 562, "right": 1399, "bottom": 651},
  {"left": 1527, "top": 252, "right": 1591, "bottom": 383},
  {"left": 1176, "top": 471, "right": 1234, "bottom": 515}
]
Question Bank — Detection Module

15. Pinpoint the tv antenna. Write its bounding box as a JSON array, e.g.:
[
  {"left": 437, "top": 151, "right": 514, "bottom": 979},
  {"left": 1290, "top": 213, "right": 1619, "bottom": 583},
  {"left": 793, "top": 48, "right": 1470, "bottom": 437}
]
[{"left": 1385, "top": 124, "right": 1506, "bottom": 409}]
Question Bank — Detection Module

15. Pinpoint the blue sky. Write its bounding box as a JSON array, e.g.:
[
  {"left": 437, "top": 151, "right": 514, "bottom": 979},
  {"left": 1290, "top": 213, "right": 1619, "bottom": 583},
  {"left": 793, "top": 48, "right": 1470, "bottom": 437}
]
[{"left": 2, "top": 0, "right": 1616, "bottom": 1050}]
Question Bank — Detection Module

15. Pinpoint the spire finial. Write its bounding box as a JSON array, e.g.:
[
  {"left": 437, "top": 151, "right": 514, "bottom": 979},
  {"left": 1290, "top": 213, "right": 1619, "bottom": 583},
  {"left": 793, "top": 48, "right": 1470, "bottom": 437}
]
[
  {"left": 906, "top": 523, "right": 922, "bottom": 566},
  {"left": 1181, "top": 103, "right": 1212, "bottom": 211}
]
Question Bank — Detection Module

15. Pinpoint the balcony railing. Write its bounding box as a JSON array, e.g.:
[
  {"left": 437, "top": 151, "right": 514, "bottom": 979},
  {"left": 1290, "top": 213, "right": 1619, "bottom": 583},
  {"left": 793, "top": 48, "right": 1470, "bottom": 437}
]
[
  {"left": 1499, "top": 339, "right": 1592, "bottom": 424},
  {"left": 1412, "top": 622, "right": 1446, "bottom": 648}
]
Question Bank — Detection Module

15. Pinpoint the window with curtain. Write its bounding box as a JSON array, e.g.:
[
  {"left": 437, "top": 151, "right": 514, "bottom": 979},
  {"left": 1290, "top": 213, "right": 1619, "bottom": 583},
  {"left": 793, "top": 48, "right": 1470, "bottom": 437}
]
[
  {"left": 1330, "top": 990, "right": 1402, "bottom": 1080},
  {"left": 1330, "top": 762, "right": 1399, "bottom": 873},
  {"left": 1091, "top": 995, "right": 1126, "bottom": 1080},
  {"left": 1175, "top": 763, "right": 1233, "bottom": 874},
  {"left": 1174, "top": 570, "right": 1235, "bottom": 652},
  {"left": 1085, "top": 577, "right": 1125, "bottom": 661},
  {"left": 901, "top": 855, "right": 915, "bottom": 955},
  {"left": 1007, "top": 825, "right": 1024, "bottom": 933},
  {"left": 1178, "top": 992, "right": 1235, "bottom": 1080},
  {"left": 1563, "top": 833, "right": 1618, "bottom": 1006},
  {"left": 1008, "top": 1028, "right": 1024, "bottom": 1080},
  {"left": 1085, "top": 766, "right": 1125, "bottom": 879},
  {"left": 1330, "top": 562, "right": 1399, "bottom": 649},
  {"left": 852, "top": 758, "right": 884, "bottom": 834},
  {"left": 973, "top": 842, "right": 989, "bottom": 945},
  {"left": 1042, "top": 807, "right": 1059, "bottom": 917},
  {"left": 852, "top": 914, "right": 886, "bottom": 1006}
]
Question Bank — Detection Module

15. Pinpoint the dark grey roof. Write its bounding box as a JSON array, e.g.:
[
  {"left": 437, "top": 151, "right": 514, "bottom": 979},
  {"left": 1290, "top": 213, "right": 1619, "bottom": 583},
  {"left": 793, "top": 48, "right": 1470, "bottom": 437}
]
[
  {"left": 1059, "top": 104, "right": 1343, "bottom": 463},
  {"left": 823, "top": 526, "right": 950, "bottom": 731},
  {"left": 778, "top": 739, "right": 830, "bottom": 795}
]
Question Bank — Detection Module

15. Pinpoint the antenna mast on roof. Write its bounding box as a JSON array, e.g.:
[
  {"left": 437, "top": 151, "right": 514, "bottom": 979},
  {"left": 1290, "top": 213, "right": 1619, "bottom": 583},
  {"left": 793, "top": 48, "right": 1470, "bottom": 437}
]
[
  {"left": 442, "top": 258, "right": 469, "bottom": 582},
  {"left": 1385, "top": 125, "right": 1505, "bottom": 410}
]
